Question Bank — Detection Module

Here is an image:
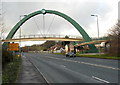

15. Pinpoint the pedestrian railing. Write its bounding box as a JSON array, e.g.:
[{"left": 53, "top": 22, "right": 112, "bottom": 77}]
[{"left": 12, "top": 34, "right": 82, "bottom": 39}]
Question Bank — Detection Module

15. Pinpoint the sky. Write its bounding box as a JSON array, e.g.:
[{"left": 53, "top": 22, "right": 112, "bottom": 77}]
[{"left": 0, "top": 0, "right": 119, "bottom": 47}]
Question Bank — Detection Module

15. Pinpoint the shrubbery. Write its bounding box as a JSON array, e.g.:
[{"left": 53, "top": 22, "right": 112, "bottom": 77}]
[
  {"left": 2, "top": 49, "right": 21, "bottom": 83},
  {"left": 108, "top": 20, "right": 120, "bottom": 57},
  {"left": 2, "top": 49, "right": 14, "bottom": 68},
  {"left": 2, "top": 56, "right": 21, "bottom": 83}
]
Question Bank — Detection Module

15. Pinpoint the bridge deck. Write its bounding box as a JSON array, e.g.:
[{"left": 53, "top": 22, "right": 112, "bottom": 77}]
[
  {"left": 2, "top": 37, "right": 83, "bottom": 42},
  {"left": 75, "top": 40, "right": 107, "bottom": 46}
]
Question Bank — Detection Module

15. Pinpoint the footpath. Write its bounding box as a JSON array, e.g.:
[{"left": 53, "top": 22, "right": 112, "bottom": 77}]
[{"left": 17, "top": 55, "right": 48, "bottom": 84}]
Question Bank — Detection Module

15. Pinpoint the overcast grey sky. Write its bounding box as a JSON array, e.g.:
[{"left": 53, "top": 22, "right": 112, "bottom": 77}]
[{"left": 1, "top": 0, "right": 119, "bottom": 46}]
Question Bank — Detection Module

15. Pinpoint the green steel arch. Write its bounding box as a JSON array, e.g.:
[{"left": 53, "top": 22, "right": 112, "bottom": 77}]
[{"left": 4, "top": 9, "right": 98, "bottom": 52}]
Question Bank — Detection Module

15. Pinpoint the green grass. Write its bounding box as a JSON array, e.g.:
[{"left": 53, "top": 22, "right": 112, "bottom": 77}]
[
  {"left": 2, "top": 56, "right": 21, "bottom": 83},
  {"left": 53, "top": 53, "right": 65, "bottom": 55},
  {"left": 77, "top": 54, "right": 120, "bottom": 60},
  {"left": 53, "top": 52, "right": 120, "bottom": 60},
  {"left": 0, "top": 75, "right": 2, "bottom": 85}
]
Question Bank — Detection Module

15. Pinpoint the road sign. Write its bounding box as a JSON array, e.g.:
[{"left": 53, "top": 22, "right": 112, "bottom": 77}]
[{"left": 8, "top": 43, "right": 19, "bottom": 51}]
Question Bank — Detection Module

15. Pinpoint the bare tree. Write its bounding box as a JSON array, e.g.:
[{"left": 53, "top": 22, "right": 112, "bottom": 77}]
[
  {"left": 0, "top": 18, "right": 5, "bottom": 39},
  {"left": 108, "top": 20, "right": 120, "bottom": 57},
  {"left": 0, "top": 6, "right": 6, "bottom": 39}
]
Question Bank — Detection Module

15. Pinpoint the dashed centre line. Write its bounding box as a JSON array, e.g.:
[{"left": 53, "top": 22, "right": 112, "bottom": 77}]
[
  {"left": 60, "top": 65, "right": 66, "bottom": 68},
  {"left": 43, "top": 56, "right": 120, "bottom": 71},
  {"left": 92, "top": 76, "right": 110, "bottom": 83}
]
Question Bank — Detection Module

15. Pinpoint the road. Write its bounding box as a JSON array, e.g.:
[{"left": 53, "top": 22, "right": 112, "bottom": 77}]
[{"left": 24, "top": 52, "right": 119, "bottom": 83}]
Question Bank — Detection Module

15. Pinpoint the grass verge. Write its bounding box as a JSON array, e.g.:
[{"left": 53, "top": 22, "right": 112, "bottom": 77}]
[
  {"left": 53, "top": 53, "right": 65, "bottom": 55},
  {"left": 53, "top": 52, "right": 120, "bottom": 60},
  {"left": 2, "top": 55, "right": 21, "bottom": 83},
  {"left": 77, "top": 54, "right": 120, "bottom": 60}
]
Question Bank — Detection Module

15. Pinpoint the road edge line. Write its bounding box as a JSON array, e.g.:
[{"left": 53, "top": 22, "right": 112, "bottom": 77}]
[{"left": 26, "top": 56, "right": 50, "bottom": 84}]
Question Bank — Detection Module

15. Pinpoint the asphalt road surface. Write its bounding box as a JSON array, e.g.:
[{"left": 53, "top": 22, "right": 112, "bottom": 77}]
[{"left": 24, "top": 52, "right": 119, "bottom": 83}]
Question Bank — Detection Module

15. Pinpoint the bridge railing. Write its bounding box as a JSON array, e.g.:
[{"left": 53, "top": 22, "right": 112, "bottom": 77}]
[{"left": 12, "top": 34, "right": 82, "bottom": 39}]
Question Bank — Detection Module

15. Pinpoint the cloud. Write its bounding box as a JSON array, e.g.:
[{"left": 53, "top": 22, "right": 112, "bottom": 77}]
[{"left": 1, "top": 0, "right": 119, "bottom": 46}]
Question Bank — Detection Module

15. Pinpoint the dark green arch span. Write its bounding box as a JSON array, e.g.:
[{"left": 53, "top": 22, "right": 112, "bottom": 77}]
[{"left": 4, "top": 9, "right": 98, "bottom": 52}]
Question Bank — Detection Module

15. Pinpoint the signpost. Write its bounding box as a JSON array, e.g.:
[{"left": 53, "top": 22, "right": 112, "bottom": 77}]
[{"left": 8, "top": 43, "right": 19, "bottom": 51}]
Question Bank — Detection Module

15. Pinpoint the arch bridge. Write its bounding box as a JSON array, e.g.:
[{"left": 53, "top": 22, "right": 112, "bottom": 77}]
[{"left": 3, "top": 9, "right": 98, "bottom": 52}]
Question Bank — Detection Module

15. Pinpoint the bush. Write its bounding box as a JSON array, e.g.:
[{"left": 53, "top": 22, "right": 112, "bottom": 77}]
[
  {"left": 2, "top": 56, "right": 21, "bottom": 83},
  {"left": 2, "top": 49, "right": 14, "bottom": 68},
  {"left": 108, "top": 20, "right": 120, "bottom": 57}
]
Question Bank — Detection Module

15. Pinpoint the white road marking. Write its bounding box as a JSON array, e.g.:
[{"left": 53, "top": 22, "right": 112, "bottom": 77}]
[
  {"left": 60, "top": 65, "right": 66, "bottom": 68},
  {"left": 22, "top": 56, "right": 26, "bottom": 58},
  {"left": 27, "top": 57, "right": 50, "bottom": 84},
  {"left": 92, "top": 76, "right": 110, "bottom": 83},
  {"left": 43, "top": 56, "right": 120, "bottom": 70}
]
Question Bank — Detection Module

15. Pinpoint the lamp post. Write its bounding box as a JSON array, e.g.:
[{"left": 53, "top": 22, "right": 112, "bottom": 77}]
[
  {"left": 91, "top": 14, "right": 100, "bottom": 55},
  {"left": 19, "top": 15, "right": 27, "bottom": 55}
]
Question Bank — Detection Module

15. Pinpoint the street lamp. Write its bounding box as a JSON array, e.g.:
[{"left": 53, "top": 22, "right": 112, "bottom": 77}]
[
  {"left": 19, "top": 15, "right": 27, "bottom": 55},
  {"left": 19, "top": 15, "right": 27, "bottom": 38},
  {"left": 91, "top": 14, "right": 100, "bottom": 54}
]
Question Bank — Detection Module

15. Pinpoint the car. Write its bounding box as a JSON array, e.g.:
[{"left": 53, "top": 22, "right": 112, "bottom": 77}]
[{"left": 66, "top": 52, "right": 76, "bottom": 57}]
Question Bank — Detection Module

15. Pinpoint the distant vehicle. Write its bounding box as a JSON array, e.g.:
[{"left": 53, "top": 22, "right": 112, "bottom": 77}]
[{"left": 66, "top": 52, "right": 76, "bottom": 57}]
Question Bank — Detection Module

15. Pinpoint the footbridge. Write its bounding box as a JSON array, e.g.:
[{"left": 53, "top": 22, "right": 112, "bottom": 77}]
[
  {"left": 74, "top": 40, "right": 108, "bottom": 47},
  {"left": 2, "top": 9, "right": 100, "bottom": 52},
  {"left": 2, "top": 34, "right": 83, "bottom": 42}
]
